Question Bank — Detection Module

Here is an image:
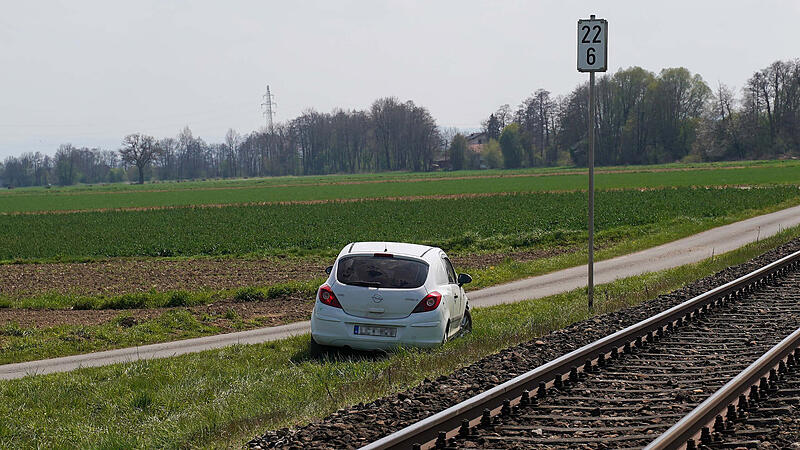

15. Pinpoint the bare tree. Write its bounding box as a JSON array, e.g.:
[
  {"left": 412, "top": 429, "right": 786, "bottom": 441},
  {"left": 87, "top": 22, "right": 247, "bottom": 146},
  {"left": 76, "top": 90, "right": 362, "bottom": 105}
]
[
  {"left": 224, "top": 128, "right": 240, "bottom": 178},
  {"left": 119, "top": 133, "right": 159, "bottom": 184},
  {"left": 54, "top": 144, "right": 77, "bottom": 185}
]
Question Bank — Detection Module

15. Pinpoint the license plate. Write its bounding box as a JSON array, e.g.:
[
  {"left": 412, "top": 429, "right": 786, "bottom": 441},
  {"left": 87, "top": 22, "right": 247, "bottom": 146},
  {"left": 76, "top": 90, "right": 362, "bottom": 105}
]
[{"left": 354, "top": 325, "right": 397, "bottom": 337}]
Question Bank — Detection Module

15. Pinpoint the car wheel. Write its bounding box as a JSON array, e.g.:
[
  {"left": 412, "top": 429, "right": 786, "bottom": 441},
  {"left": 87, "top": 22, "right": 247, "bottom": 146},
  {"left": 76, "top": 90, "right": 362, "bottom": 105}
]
[
  {"left": 441, "top": 323, "right": 449, "bottom": 345},
  {"left": 460, "top": 310, "right": 472, "bottom": 335}
]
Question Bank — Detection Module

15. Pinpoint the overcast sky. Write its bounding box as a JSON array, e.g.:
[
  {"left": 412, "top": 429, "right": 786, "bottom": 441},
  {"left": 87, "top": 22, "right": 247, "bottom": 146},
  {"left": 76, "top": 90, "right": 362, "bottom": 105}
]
[{"left": 1, "top": 0, "right": 798, "bottom": 158}]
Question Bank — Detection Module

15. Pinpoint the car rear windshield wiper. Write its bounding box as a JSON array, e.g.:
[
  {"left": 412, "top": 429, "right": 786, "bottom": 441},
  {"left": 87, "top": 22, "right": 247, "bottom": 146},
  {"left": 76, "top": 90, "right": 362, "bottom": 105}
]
[{"left": 347, "top": 281, "right": 382, "bottom": 287}]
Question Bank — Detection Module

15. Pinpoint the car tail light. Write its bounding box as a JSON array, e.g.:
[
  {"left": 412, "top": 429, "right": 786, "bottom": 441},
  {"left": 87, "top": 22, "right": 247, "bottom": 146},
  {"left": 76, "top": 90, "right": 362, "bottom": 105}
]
[
  {"left": 318, "top": 285, "right": 342, "bottom": 308},
  {"left": 412, "top": 291, "right": 442, "bottom": 313}
]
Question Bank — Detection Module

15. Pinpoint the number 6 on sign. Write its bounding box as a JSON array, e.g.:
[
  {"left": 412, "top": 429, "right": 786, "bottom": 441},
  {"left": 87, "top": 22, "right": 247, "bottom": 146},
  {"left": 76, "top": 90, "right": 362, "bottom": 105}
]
[{"left": 577, "top": 18, "right": 607, "bottom": 72}]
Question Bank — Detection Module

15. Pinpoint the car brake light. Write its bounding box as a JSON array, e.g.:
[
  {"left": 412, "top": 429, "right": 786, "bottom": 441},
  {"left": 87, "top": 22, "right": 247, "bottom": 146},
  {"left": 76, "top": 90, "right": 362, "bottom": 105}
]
[
  {"left": 412, "top": 291, "right": 441, "bottom": 313},
  {"left": 373, "top": 253, "right": 393, "bottom": 258},
  {"left": 318, "top": 285, "right": 342, "bottom": 308}
]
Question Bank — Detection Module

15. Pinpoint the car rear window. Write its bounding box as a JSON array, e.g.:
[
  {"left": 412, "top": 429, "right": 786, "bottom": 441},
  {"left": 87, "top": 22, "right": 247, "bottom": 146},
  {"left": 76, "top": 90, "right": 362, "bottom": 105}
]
[{"left": 336, "top": 255, "right": 429, "bottom": 288}]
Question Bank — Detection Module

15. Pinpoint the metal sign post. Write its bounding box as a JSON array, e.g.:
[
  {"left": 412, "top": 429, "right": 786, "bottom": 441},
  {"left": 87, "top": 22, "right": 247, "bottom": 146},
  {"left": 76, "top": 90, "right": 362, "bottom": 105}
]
[{"left": 577, "top": 15, "right": 607, "bottom": 310}]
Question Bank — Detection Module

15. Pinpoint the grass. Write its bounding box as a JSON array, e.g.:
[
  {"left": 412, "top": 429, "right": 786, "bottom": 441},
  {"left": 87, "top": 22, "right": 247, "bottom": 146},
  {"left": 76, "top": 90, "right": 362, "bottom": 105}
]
[
  {"left": 0, "top": 310, "right": 295, "bottom": 366},
  {"left": 0, "top": 281, "right": 324, "bottom": 365},
  {"left": 2, "top": 160, "right": 800, "bottom": 213},
  {"left": 2, "top": 225, "right": 799, "bottom": 448},
  {"left": 0, "top": 279, "right": 322, "bottom": 310},
  {"left": 2, "top": 186, "right": 799, "bottom": 262}
]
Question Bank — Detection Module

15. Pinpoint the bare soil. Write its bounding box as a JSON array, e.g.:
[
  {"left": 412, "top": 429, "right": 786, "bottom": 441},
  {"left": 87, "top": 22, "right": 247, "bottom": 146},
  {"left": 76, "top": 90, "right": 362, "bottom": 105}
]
[
  {"left": 0, "top": 248, "right": 569, "bottom": 329},
  {"left": 450, "top": 247, "right": 574, "bottom": 269},
  {"left": 0, "top": 257, "right": 326, "bottom": 297}
]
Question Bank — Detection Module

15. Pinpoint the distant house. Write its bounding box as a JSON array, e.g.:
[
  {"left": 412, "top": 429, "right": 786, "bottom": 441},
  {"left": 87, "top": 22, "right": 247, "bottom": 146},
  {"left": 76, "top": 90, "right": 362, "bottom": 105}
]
[
  {"left": 466, "top": 132, "right": 487, "bottom": 150},
  {"left": 432, "top": 146, "right": 449, "bottom": 170},
  {"left": 465, "top": 132, "right": 488, "bottom": 169}
]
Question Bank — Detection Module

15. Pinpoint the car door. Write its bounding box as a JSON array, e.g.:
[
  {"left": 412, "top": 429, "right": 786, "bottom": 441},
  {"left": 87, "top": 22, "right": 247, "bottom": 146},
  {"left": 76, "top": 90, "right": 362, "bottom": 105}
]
[{"left": 442, "top": 256, "right": 462, "bottom": 331}]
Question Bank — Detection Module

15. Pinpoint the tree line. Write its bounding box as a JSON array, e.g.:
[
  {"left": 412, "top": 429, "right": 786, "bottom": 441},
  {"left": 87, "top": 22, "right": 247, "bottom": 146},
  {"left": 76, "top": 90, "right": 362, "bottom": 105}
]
[
  {"left": 1, "top": 97, "right": 441, "bottom": 187},
  {"left": 2, "top": 59, "right": 799, "bottom": 187},
  {"left": 478, "top": 59, "right": 800, "bottom": 169}
]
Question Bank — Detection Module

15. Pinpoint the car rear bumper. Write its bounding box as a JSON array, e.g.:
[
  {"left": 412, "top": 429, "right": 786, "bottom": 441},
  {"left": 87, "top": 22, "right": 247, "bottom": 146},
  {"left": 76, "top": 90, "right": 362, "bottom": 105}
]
[{"left": 310, "top": 302, "right": 447, "bottom": 350}]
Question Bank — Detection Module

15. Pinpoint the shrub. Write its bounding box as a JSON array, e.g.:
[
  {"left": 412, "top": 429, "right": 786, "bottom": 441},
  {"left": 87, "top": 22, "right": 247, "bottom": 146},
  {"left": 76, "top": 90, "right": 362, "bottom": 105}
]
[
  {"left": 112, "top": 314, "right": 138, "bottom": 328},
  {"left": 224, "top": 309, "right": 240, "bottom": 321},
  {"left": 165, "top": 291, "right": 189, "bottom": 307},
  {"left": 72, "top": 298, "right": 97, "bottom": 310},
  {"left": 101, "top": 294, "right": 148, "bottom": 309},
  {"left": 131, "top": 391, "right": 153, "bottom": 410},
  {"left": 234, "top": 287, "right": 265, "bottom": 303}
]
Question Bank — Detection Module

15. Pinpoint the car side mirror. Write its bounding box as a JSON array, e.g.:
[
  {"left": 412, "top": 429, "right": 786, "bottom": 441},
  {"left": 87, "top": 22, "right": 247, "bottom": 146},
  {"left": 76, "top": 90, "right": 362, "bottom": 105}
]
[
  {"left": 457, "top": 273, "right": 472, "bottom": 286},
  {"left": 325, "top": 266, "right": 333, "bottom": 275}
]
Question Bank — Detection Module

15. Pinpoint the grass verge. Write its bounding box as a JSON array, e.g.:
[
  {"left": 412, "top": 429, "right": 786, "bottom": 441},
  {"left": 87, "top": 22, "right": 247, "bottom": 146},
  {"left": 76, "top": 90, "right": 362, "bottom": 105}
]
[
  {"left": 0, "top": 309, "right": 299, "bottom": 366},
  {"left": 2, "top": 225, "right": 799, "bottom": 448}
]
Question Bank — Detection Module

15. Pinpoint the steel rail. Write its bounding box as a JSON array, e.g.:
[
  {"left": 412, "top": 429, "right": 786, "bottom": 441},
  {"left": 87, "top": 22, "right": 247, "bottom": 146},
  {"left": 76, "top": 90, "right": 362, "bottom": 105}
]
[
  {"left": 645, "top": 325, "right": 800, "bottom": 450},
  {"left": 360, "top": 249, "right": 800, "bottom": 450}
]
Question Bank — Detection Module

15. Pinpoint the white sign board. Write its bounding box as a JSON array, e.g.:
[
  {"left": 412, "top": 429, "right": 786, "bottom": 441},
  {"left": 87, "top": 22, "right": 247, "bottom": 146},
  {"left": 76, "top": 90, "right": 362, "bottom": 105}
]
[{"left": 577, "top": 18, "right": 608, "bottom": 72}]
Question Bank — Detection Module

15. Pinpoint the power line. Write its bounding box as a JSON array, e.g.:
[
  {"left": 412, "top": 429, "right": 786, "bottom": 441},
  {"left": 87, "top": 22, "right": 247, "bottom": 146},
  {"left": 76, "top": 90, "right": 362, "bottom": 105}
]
[{"left": 261, "top": 85, "right": 276, "bottom": 132}]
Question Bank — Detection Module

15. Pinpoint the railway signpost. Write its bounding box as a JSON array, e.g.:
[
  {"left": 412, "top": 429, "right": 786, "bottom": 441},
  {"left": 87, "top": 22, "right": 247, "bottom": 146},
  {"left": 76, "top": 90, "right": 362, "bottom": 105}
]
[{"left": 578, "top": 15, "right": 607, "bottom": 310}]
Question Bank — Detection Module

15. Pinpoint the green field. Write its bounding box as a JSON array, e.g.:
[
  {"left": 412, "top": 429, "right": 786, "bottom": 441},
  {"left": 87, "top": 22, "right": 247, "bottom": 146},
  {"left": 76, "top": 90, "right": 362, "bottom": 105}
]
[
  {"left": 2, "top": 227, "right": 798, "bottom": 449},
  {"left": 2, "top": 163, "right": 800, "bottom": 364},
  {"left": 4, "top": 184, "right": 799, "bottom": 364},
  {"left": 2, "top": 186, "right": 799, "bottom": 261},
  {"left": 2, "top": 160, "right": 800, "bottom": 213},
  {"left": 4, "top": 159, "right": 792, "bottom": 194}
]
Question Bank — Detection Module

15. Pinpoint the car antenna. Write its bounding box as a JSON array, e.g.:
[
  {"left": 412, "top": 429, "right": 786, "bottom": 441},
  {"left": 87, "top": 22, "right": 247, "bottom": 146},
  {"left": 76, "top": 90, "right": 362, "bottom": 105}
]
[{"left": 383, "top": 242, "right": 388, "bottom": 252}]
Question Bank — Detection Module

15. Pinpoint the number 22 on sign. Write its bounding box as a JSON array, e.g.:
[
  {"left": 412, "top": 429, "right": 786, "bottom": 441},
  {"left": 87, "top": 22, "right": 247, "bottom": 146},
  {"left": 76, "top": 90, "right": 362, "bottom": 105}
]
[{"left": 577, "top": 17, "right": 607, "bottom": 72}]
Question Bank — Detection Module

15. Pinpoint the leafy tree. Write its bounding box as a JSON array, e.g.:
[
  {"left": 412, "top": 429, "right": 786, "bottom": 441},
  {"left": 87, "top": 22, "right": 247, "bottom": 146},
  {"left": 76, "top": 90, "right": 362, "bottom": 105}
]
[
  {"left": 516, "top": 89, "right": 556, "bottom": 166},
  {"left": 650, "top": 67, "right": 711, "bottom": 162},
  {"left": 449, "top": 133, "right": 467, "bottom": 170},
  {"left": 499, "top": 123, "right": 524, "bottom": 168},
  {"left": 483, "top": 139, "right": 504, "bottom": 169},
  {"left": 484, "top": 114, "right": 501, "bottom": 140}
]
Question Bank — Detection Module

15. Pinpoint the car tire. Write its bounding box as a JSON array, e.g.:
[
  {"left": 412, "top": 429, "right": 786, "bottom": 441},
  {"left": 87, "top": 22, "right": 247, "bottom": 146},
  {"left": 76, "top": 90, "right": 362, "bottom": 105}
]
[
  {"left": 441, "top": 323, "right": 449, "bottom": 345},
  {"left": 460, "top": 310, "right": 472, "bottom": 335}
]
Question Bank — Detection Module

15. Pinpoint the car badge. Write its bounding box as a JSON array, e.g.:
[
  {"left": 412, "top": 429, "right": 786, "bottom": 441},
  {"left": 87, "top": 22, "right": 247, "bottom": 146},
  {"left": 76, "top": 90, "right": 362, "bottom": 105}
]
[{"left": 371, "top": 293, "right": 383, "bottom": 303}]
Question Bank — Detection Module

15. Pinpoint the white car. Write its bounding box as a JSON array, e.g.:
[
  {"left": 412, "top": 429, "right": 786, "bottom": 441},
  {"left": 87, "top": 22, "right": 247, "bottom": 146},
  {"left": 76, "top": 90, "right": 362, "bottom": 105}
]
[{"left": 310, "top": 242, "right": 472, "bottom": 350}]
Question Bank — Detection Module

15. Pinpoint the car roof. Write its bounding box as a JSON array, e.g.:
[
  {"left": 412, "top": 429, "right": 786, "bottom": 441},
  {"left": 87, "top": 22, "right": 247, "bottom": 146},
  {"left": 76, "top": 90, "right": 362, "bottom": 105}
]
[{"left": 339, "top": 242, "right": 442, "bottom": 259}]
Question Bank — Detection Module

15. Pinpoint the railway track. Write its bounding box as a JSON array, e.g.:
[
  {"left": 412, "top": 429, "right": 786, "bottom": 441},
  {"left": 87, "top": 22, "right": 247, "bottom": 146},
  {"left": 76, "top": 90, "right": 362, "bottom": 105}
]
[{"left": 362, "top": 250, "right": 800, "bottom": 450}]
